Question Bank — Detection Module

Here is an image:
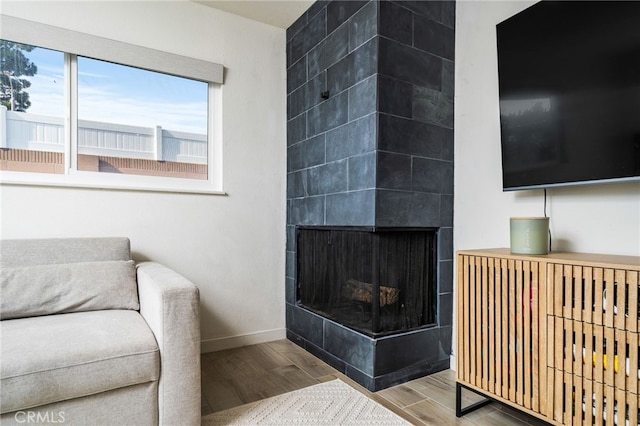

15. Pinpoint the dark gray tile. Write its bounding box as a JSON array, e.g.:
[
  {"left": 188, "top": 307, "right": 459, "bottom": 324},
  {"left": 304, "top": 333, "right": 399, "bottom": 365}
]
[
  {"left": 326, "top": 189, "right": 375, "bottom": 226},
  {"left": 287, "top": 114, "right": 306, "bottom": 147},
  {"left": 348, "top": 152, "right": 376, "bottom": 190},
  {"left": 442, "top": 0, "right": 456, "bottom": 29},
  {"left": 438, "top": 326, "right": 453, "bottom": 360},
  {"left": 308, "top": 24, "right": 349, "bottom": 78},
  {"left": 441, "top": 58, "right": 454, "bottom": 97},
  {"left": 307, "top": 159, "right": 349, "bottom": 195},
  {"left": 441, "top": 160, "right": 453, "bottom": 194},
  {"left": 377, "top": 151, "right": 412, "bottom": 190},
  {"left": 348, "top": 75, "right": 376, "bottom": 121},
  {"left": 373, "top": 359, "right": 449, "bottom": 391},
  {"left": 438, "top": 226, "right": 453, "bottom": 260},
  {"left": 412, "top": 157, "right": 448, "bottom": 193},
  {"left": 286, "top": 304, "right": 324, "bottom": 347},
  {"left": 379, "top": 0, "right": 413, "bottom": 46},
  {"left": 349, "top": 1, "right": 377, "bottom": 51},
  {"left": 286, "top": 225, "right": 297, "bottom": 252},
  {"left": 303, "top": 71, "right": 328, "bottom": 113},
  {"left": 325, "top": 125, "right": 350, "bottom": 162},
  {"left": 414, "top": 13, "right": 455, "bottom": 60},
  {"left": 413, "top": 86, "right": 453, "bottom": 129},
  {"left": 438, "top": 259, "right": 453, "bottom": 293},
  {"left": 379, "top": 113, "right": 451, "bottom": 159},
  {"left": 301, "top": 337, "right": 348, "bottom": 374},
  {"left": 326, "top": 113, "right": 376, "bottom": 161},
  {"left": 375, "top": 327, "right": 441, "bottom": 375},
  {"left": 286, "top": 251, "right": 295, "bottom": 287},
  {"left": 352, "top": 37, "right": 379, "bottom": 86},
  {"left": 441, "top": 128, "right": 454, "bottom": 162},
  {"left": 290, "top": 8, "right": 327, "bottom": 65},
  {"left": 307, "top": 0, "right": 330, "bottom": 21},
  {"left": 290, "top": 195, "right": 325, "bottom": 225},
  {"left": 379, "top": 75, "right": 413, "bottom": 118},
  {"left": 286, "top": 276, "right": 296, "bottom": 304},
  {"left": 286, "top": 40, "right": 293, "bottom": 69},
  {"left": 288, "top": 56, "right": 307, "bottom": 94},
  {"left": 376, "top": 190, "right": 441, "bottom": 227},
  {"left": 440, "top": 194, "right": 453, "bottom": 227},
  {"left": 327, "top": 0, "right": 368, "bottom": 34},
  {"left": 395, "top": 1, "right": 442, "bottom": 23},
  {"left": 287, "top": 9, "right": 308, "bottom": 42},
  {"left": 379, "top": 37, "right": 441, "bottom": 90},
  {"left": 287, "top": 170, "right": 308, "bottom": 198},
  {"left": 324, "top": 320, "right": 375, "bottom": 375},
  {"left": 327, "top": 37, "right": 377, "bottom": 95},
  {"left": 288, "top": 86, "right": 306, "bottom": 119},
  {"left": 307, "top": 91, "right": 349, "bottom": 137},
  {"left": 438, "top": 292, "right": 453, "bottom": 326},
  {"left": 288, "top": 134, "right": 326, "bottom": 172}
]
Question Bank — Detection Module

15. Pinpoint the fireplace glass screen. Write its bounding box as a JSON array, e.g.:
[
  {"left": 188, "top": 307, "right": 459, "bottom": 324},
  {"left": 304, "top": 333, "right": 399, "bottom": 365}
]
[{"left": 296, "top": 227, "right": 436, "bottom": 337}]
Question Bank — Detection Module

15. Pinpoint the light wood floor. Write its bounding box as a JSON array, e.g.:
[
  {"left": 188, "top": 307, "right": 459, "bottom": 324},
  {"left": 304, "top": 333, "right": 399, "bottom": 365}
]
[{"left": 201, "top": 339, "right": 550, "bottom": 425}]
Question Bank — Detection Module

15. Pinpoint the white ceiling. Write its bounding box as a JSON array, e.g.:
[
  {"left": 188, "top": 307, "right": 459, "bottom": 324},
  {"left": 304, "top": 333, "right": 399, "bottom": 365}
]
[{"left": 193, "top": 0, "right": 314, "bottom": 29}]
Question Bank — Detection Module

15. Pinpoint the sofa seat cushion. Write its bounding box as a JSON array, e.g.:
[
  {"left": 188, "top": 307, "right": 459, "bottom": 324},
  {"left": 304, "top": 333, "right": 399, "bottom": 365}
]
[{"left": 0, "top": 310, "right": 159, "bottom": 413}]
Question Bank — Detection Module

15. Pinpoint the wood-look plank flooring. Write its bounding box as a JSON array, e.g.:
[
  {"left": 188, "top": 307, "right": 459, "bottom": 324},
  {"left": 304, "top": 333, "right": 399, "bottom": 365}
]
[{"left": 201, "top": 339, "right": 550, "bottom": 425}]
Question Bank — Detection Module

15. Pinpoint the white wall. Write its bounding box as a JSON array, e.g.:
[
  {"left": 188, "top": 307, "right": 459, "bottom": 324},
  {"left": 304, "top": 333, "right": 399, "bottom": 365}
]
[
  {"left": 0, "top": 1, "right": 288, "bottom": 352},
  {"left": 453, "top": 0, "right": 640, "bottom": 366}
]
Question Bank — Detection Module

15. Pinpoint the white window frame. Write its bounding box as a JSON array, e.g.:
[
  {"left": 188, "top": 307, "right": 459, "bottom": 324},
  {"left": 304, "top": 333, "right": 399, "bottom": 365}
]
[{"left": 0, "top": 15, "right": 225, "bottom": 194}]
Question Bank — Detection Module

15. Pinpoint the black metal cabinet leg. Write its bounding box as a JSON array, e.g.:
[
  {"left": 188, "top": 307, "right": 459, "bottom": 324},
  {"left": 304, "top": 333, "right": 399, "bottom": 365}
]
[{"left": 455, "top": 382, "right": 493, "bottom": 418}]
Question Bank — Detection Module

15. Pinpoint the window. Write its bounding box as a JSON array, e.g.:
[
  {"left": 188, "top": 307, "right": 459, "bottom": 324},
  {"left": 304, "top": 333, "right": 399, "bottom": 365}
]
[
  {"left": 0, "top": 16, "right": 224, "bottom": 193},
  {"left": 1, "top": 43, "right": 65, "bottom": 174},
  {"left": 76, "top": 57, "right": 209, "bottom": 180}
]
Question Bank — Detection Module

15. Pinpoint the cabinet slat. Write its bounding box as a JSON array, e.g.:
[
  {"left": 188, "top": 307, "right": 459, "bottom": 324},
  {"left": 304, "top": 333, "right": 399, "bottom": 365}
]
[
  {"left": 628, "top": 271, "right": 639, "bottom": 333},
  {"left": 494, "top": 258, "right": 503, "bottom": 397},
  {"left": 516, "top": 260, "right": 524, "bottom": 406},
  {"left": 583, "top": 267, "right": 593, "bottom": 324},
  {"left": 594, "top": 268, "right": 604, "bottom": 326},
  {"left": 475, "top": 256, "right": 483, "bottom": 386},
  {"left": 615, "top": 269, "right": 626, "bottom": 331},
  {"left": 481, "top": 256, "right": 489, "bottom": 391},
  {"left": 628, "top": 331, "right": 638, "bottom": 395},
  {"left": 605, "top": 269, "right": 615, "bottom": 329},
  {"left": 488, "top": 257, "right": 496, "bottom": 395},
  {"left": 501, "top": 258, "right": 510, "bottom": 397},
  {"left": 469, "top": 256, "right": 477, "bottom": 385},
  {"left": 508, "top": 259, "right": 517, "bottom": 402}
]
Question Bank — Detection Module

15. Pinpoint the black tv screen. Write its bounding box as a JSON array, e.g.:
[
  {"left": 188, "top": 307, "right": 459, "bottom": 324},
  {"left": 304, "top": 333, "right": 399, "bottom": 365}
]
[{"left": 497, "top": 1, "right": 640, "bottom": 191}]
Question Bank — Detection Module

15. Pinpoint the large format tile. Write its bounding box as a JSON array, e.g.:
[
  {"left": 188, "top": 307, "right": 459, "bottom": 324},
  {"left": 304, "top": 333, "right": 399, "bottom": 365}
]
[{"left": 201, "top": 340, "right": 548, "bottom": 426}]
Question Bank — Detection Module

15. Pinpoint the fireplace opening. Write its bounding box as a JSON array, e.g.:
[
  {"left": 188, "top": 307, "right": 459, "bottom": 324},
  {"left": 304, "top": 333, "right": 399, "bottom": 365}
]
[{"left": 296, "top": 227, "right": 437, "bottom": 337}]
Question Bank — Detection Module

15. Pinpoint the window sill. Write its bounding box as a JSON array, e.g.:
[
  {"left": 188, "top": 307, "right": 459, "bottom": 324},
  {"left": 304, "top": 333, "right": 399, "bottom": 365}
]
[{"left": 0, "top": 171, "right": 227, "bottom": 196}]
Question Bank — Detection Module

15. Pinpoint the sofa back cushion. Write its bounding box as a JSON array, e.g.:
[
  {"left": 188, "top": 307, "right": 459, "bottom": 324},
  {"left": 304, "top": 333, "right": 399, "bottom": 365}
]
[
  {"left": 1, "top": 260, "right": 140, "bottom": 320},
  {"left": 0, "top": 238, "right": 139, "bottom": 320},
  {"left": 0, "top": 237, "right": 132, "bottom": 267}
]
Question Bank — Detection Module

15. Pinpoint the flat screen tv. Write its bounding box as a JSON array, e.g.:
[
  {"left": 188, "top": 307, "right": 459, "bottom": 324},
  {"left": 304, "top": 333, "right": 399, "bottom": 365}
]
[{"left": 497, "top": 1, "right": 640, "bottom": 191}]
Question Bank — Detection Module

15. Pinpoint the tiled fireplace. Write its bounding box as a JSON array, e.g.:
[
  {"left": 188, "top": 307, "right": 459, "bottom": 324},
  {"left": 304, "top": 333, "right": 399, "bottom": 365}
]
[{"left": 286, "top": 0, "right": 455, "bottom": 391}]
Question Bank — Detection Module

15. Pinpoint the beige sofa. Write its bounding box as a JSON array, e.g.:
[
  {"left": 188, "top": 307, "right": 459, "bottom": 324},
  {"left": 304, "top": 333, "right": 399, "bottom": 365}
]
[{"left": 0, "top": 237, "right": 200, "bottom": 425}]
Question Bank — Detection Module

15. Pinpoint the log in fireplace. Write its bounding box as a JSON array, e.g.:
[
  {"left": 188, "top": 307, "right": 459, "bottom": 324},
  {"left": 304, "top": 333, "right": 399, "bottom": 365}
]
[{"left": 297, "top": 227, "right": 436, "bottom": 337}]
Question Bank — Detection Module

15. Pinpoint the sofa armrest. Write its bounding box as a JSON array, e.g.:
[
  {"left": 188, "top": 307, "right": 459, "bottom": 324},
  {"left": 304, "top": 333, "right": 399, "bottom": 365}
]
[{"left": 136, "top": 262, "right": 200, "bottom": 426}]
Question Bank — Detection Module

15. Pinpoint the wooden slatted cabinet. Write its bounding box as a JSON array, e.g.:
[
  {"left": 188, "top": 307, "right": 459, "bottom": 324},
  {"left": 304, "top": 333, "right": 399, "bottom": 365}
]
[{"left": 456, "top": 249, "right": 640, "bottom": 426}]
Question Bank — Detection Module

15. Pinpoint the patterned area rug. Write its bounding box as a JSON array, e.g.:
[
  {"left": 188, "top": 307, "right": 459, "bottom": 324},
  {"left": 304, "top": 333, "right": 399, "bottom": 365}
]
[{"left": 201, "top": 379, "right": 411, "bottom": 425}]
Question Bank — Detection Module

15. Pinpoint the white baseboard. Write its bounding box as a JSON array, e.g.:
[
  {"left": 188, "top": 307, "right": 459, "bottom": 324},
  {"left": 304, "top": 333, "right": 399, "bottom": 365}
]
[{"left": 200, "top": 328, "right": 287, "bottom": 353}]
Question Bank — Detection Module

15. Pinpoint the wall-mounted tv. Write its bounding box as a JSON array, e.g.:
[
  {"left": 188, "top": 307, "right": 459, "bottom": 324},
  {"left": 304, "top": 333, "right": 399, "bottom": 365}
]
[{"left": 497, "top": 1, "right": 640, "bottom": 191}]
